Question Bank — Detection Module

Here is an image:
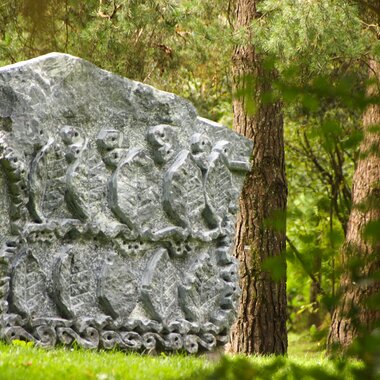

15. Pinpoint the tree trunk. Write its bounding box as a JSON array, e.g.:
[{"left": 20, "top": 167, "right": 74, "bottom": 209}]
[
  {"left": 308, "top": 252, "right": 322, "bottom": 328},
  {"left": 229, "top": 0, "right": 288, "bottom": 355},
  {"left": 327, "top": 58, "right": 380, "bottom": 351}
]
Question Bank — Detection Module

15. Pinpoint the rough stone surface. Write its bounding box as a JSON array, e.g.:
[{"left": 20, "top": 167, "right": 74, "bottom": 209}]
[{"left": 0, "top": 53, "right": 252, "bottom": 353}]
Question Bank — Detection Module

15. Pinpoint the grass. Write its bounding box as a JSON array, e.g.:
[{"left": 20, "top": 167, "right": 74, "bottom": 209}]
[
  {"left": 0, "top": 333, "right": 368, "bottom": 380},
  {"left": 0, "top": 341, "right": 210, "bottom": 380}
]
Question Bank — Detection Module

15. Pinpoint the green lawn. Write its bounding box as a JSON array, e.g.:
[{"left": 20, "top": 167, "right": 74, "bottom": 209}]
[{"left": 0, "top": 334, "right": 368, "bottom": 380}]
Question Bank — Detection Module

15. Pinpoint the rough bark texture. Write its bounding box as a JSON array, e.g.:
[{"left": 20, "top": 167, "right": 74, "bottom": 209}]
[
  {"left": 327, "top": 59, "right": 380, "bottom": 351},
  {"left": 229, "top": 0, "right": 288, "bottom": 355}
]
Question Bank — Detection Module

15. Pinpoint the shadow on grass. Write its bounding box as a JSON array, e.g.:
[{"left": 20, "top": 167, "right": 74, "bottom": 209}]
[{"left": 182, "top": 354, "right": 370, "bottom": 380}]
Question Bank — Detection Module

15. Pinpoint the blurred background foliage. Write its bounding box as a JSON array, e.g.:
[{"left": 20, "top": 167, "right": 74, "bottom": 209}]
[
  {"left": 0, "top": 0, "right": 378, "bottom": 365},
  {"left": 0, "top": 0, "right": 234, "bottom": 123}
]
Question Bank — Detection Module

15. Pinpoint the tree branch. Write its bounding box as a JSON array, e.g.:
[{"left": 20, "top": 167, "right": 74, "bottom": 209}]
[
  {"left": 286, "top": 236, "right": 326, "bottom": 295},
  {"left": 97, "top": 0, "right": 122, "bottom": 19},
  {"left": 354, "top": 0, "right": 380, "bottom": 16},
  {"left": 299, "top": 130, "right": 333, "bottom": 183}
]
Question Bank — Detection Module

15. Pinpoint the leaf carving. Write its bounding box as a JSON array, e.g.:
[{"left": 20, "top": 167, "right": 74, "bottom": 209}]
[
  {"left": 11, "top": 250, "right": 52, "bottom": 318},
  {"left": 65, "top": 139, "right": 108, "bottom": 221},
  {"left": 204, "top": 151, "right": 232, "bottom": 227},
  {"left": 141, "top": 248, "right": 182, "bottom": 322},
  {"left": 163, "top": 150, "right": 205, "bottom": 235},
  {"left": 29, "top": 138, "right": 69, "bottom": 222},
  {"left": 97, "top": 254, "right": 139, "bottom": 319},
  {"left": 109, "top": 148, "right": 171, "bottom": 237},
  {"left": 53, "top": 248, "right": 97, "bottom": 319},
  {"left": 178, "top": 253, "right": 224, "bottom": 323}
]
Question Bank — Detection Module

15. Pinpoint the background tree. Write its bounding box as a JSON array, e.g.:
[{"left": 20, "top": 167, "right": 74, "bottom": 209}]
[
  {"left": 323, "top": 0, "right": 380, "bottom": 353},
  {"left": 327, "top": 59, "right": 380, "bottom": 352},
  {"left": 230, "top": 0, "right": 288, "bottom": 355},
  {"left": 250, "top": 0, "right": 374, "bottom": 339}
]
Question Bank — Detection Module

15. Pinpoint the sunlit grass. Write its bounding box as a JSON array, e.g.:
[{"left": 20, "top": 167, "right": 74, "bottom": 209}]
[
  {"left": 0, "top": 335, "right": 366, "bottom": 380},
  {"left": 287, "top": 331, "right": 325, "bottom": 359},
  {"left": 0, "top": 341, "right": 210, "bottom": 380}
]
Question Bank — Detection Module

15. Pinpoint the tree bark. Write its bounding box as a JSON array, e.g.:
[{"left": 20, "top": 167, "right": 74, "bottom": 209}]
[
  {"left": 327, "top": 58, "right": 380, "bottom": 351},
  {"left": 229, "top": 0, "right": 288, "bottom": 355}
]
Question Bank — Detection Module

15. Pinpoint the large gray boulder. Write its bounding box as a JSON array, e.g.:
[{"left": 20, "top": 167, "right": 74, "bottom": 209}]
[{"left": 0, "top": 53, "right": 252, "bottom": 352}]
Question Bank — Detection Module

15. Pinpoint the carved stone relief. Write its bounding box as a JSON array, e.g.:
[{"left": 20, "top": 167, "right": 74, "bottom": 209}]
[{"left": 0, "top": 53, "right": 252, "bottom": 353}]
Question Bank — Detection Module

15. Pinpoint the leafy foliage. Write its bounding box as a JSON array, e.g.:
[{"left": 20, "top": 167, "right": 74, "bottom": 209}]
[
  {"left": 252, "top": 0, "right": 371, "bottom": 74},
  {"left": 0, "top": 0, "right": 233, "bottom": 122}
]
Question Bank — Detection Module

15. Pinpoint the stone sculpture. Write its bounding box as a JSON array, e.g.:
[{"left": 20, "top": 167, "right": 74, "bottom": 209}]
[{"left": 0, "top": 53, "right": 252, "bottom": 353}]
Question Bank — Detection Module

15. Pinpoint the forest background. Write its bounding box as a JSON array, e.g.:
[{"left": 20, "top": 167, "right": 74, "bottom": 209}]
[{"left": 0, "top": 0, "right": 379, "bottom": 377}]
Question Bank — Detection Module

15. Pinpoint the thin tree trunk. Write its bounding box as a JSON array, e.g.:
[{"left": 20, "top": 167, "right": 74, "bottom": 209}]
[
  {"left": 229, "top": 0, "right": 288, "bottom": 355},
  {"left": 327, "top": 58, "right": 380, "bottom": 350},
  {"left": 308, "top": 252, "right": 322, "bottom": 328}
]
